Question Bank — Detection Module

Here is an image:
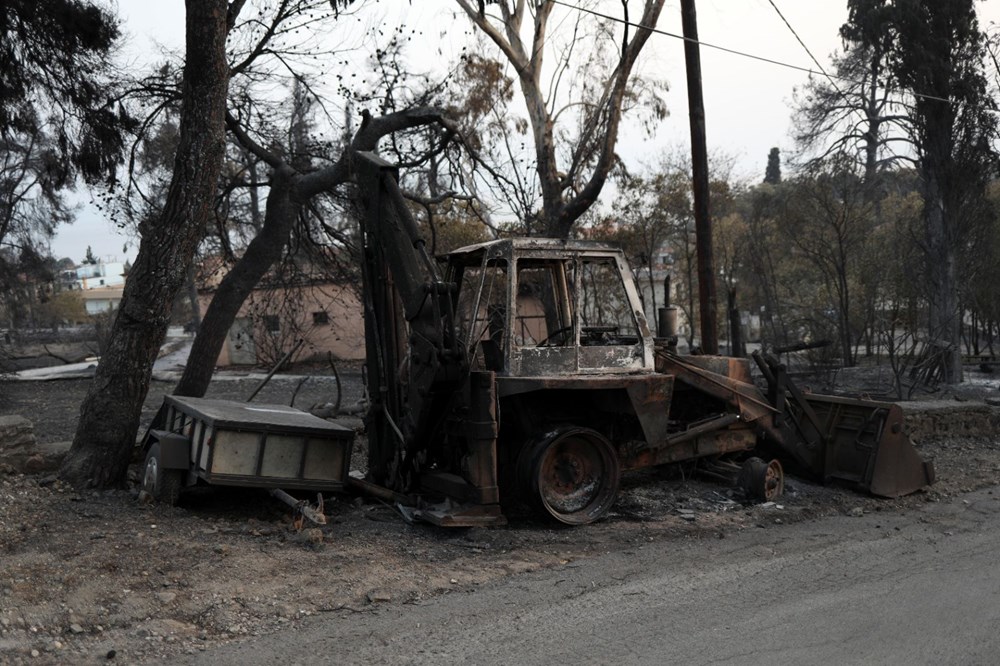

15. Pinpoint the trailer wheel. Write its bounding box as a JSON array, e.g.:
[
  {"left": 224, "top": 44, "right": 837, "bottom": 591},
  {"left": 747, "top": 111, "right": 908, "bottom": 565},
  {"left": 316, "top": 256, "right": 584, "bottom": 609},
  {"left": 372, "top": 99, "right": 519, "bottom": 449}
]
[
  {"left": 141, "top": 442, "right": 183, "bottom": 506},
  {"left": 739, "top": 457, "right": 784, "bottom": 501},
  {"left": 519, "top": 427, "right": 620, "bottom": 525}
]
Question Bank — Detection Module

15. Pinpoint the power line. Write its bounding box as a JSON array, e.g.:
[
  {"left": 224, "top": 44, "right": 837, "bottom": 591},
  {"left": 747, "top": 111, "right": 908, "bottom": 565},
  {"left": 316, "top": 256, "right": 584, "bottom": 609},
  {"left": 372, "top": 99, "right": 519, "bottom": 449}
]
[
  {"left": 765, "top": 0, "right": 844, "bottom": 97},
  {"left": 547, "top": 0, "right": 957, "bottom": 107}
]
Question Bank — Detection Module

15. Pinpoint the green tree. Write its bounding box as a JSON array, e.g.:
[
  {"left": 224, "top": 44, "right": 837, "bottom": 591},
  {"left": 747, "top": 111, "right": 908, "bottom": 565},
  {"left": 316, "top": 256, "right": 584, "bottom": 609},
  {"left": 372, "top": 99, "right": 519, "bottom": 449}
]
[
  {"left": 793, "top": 0, "right": 908, "bottom": 182},
  {"left": 0, "top": 1, "right": 130, "bottom": 320},
  {"left": 764, "top": 147, "right": 781, "bottom": 184},
  {"left": 783, "top": 163, "right": 875, "bottom": 365},
  {"left": 0, "top": 0, "right": 128, "bottom": 180},
  {"left": 37, "top": 290, "right": 86, "bottom": 329}
]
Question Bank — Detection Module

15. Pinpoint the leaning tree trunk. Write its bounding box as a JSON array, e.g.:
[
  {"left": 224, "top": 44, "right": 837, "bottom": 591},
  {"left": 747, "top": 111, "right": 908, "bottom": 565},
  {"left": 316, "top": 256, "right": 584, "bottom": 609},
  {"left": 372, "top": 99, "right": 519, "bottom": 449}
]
[
  {"left": 173, "top": 169, "right": 297, "bottom": 397},
  {"left": 172, "top": 108, "right": 452, "bottom": 399},
  {"left": 59, "top": 0, "right": 232, "bottom": 488}
]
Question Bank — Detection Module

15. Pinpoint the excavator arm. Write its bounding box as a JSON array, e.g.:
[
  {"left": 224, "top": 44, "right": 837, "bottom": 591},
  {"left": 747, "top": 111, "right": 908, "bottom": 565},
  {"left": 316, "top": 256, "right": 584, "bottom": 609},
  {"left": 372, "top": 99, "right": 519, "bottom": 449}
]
[{"left": 353, "top": 152, "right": 468, "bottom": 491}]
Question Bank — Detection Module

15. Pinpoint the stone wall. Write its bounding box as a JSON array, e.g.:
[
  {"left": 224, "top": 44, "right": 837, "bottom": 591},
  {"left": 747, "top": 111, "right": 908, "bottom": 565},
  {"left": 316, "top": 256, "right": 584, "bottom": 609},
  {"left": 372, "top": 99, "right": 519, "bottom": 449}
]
[
  {"left": 0, "top": 415, "right": 67, "bottom": 474},
  {"left": 0, "top": 415, "right": 38, "bottom": 472},
  {"left": 904, "top": 402, "right": 1000, "bottom": 441}
]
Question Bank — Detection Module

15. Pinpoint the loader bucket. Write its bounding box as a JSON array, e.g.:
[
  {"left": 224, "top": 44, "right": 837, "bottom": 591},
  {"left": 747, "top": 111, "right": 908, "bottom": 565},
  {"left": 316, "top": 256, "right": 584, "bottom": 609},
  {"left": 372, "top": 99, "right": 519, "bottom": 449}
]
[
  {"left": 751, "top": 351, "right": 935, "bottom": 498},
  {"left": 866, "top": 404, "right": 937, "bottom": 497},
  {"left": 782, "top": 394, "right": 936, "bottom": 498},
  {"left": 658, "top": 350, "right": 935, "bottom": 497}
]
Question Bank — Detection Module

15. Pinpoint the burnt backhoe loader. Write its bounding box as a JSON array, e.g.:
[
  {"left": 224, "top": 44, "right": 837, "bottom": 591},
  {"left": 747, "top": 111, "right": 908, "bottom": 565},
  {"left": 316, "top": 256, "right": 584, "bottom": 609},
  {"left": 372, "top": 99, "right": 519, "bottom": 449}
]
[{"left": 351, "top": 152, "right": 934, "bottom": 526}]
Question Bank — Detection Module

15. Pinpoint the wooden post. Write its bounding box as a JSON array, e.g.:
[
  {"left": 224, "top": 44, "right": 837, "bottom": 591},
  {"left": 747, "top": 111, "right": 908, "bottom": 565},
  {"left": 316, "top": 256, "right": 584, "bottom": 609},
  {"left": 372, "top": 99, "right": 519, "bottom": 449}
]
[
  {"left": 728, "top": 287, "right": 743, "bottom": 357},
  {"left": 681, "top": 0, "right": 718, "bottom": 354}
]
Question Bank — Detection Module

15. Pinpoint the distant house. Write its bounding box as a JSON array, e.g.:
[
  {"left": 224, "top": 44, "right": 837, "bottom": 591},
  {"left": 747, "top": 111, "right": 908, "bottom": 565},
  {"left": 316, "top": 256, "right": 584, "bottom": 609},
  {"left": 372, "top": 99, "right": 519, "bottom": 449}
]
[
  {"left": 63, "top": 260, "right": 127, "bottom": 290},
  {"left": 196, "top": 264, "right": 366, "bottom": 367},
  {"left": 58, "top": 260, "right": 127, "bottom": 316},
  {"left": 79, "top": 287, "right": 124, "bottom": 316}
]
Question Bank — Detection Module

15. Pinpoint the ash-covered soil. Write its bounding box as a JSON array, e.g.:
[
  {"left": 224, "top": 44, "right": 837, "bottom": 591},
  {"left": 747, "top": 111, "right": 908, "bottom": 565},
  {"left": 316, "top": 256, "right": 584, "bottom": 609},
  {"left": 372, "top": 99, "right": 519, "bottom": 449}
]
[{"left": 1, "top": 367, "right": 999, "bottom": 664}]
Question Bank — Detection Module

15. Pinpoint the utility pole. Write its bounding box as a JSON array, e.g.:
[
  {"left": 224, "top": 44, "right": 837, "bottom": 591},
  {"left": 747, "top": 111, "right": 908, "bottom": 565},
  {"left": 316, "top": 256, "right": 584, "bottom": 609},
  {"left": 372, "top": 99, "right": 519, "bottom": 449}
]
[{"left": 681, "top": 0, "right": 718, "bottom": 354}]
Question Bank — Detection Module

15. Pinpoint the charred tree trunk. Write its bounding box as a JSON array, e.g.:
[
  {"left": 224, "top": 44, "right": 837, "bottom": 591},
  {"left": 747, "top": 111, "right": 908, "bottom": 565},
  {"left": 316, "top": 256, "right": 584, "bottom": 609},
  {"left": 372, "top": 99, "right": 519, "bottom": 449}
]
[
  {"left": 172, "top": 108, "right": 455, "bottom": 399},
  {"left": 59, "top": 0, "right": 232, "bottom": 488},
  {"left": 186, "top": 264, "right": 202, "bottom": 332},
  {"left": 921, "top": 100, "right": 963, "bottom": 383},
  {"left": 924, "top": 165, "right": 963, "bottom": 383},
  {"left": 174, "top": 168, "right": 297, "bottom": 396}
]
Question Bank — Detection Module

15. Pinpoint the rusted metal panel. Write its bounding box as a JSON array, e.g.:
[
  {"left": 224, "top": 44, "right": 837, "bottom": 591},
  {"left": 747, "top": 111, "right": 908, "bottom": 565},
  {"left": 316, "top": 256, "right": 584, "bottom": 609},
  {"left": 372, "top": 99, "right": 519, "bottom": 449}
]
[
  {"left": 511, "top": 346, "right": 579, "bottom": 376},
  {"left": 620, "top": 423, "right": 756, "bottom": 470},
  {"left": 496, "top": 373, "right": 666, "bottom": 398},
  {"left": 655, "top": 352, "right": 776, "bottom": 424},
  {"left": 578, "top": 344, "right": 646, "bottom": 372},
  {"left": 465, "top": 370, "right": 501, "bottom": 505},
  {"left": 624, "top": 375, "right": 674, "bottom": 446},
  {"left": 784, "top": 394, "right": 935, "bottom": 498},
  {"left": 868, "top": 403, "right": 937, "bottom": 497},
  {"left": 672, "top": 354, "right": 754, "bottom": 384}
]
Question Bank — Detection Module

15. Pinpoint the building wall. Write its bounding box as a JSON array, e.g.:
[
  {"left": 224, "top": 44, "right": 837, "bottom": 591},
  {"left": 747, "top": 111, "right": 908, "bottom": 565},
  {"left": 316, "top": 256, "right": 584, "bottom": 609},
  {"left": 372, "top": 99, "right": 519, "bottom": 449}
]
[
  {"left": 70, "top": 261, "right": 126, "bottom": 290},
  {"left": 200, "top": 281, "right": 366, "bottom": 367},
  {"left": 80, "top": 287, "right": 124, "bottom": 315}
]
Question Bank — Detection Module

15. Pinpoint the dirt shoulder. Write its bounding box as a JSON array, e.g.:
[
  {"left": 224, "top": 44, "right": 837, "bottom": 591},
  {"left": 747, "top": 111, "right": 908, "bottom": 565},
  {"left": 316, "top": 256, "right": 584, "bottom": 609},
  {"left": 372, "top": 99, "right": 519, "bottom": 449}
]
[{"left": 1, "top": 374, "right": 1000, "bottom": 664}]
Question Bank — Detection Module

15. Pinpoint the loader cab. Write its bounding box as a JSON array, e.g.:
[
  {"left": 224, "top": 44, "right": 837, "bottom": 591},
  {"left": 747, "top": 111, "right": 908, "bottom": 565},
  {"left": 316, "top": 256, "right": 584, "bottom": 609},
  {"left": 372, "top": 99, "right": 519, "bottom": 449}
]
[{"left": 450, "top": 238, "right": 654, "bottom": 377}]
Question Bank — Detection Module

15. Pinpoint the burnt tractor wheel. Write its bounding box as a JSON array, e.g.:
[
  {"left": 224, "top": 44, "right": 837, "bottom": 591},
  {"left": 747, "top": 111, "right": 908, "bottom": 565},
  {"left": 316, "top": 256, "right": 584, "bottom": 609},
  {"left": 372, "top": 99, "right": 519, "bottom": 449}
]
[
  {"left": 141, "top": 442, "right": 183, "bottom": 506},
  {"left": 518, "top": 427, "right": 620, "bottom": 525},
  {"left": 739, "top": 456, "right": 784, "bottom": 502}
]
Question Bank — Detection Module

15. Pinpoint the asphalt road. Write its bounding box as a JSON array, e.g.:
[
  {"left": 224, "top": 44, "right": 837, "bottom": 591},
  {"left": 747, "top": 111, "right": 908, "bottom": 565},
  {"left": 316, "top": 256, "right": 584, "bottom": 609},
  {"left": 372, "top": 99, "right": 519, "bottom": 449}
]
[{"left": 180, "top": 487, "right": 1000, "bottom": 666}]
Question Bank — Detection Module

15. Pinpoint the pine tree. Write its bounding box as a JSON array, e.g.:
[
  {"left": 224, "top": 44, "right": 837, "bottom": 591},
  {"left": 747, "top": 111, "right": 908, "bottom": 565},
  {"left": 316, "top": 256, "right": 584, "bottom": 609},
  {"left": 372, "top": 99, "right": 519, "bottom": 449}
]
[{"left": 764, "top": 148, "right": 781, "bottom": 184}]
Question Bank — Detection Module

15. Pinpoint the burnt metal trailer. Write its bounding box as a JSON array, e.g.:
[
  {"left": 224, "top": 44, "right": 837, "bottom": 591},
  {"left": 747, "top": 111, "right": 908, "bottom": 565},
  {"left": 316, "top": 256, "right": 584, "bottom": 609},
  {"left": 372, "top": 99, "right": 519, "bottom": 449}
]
[
  {"left": 350, "top": 152, "right": 934, "bottom": 527},
  {"left": 139, "top": 396, "right": 354, "bottom": 507}
]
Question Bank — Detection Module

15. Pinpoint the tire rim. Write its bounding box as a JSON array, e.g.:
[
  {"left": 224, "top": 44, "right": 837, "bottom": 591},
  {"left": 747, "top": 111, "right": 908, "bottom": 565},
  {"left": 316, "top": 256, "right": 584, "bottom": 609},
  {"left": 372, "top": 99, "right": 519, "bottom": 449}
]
[
  {"left": 763, "top": 459, "right": 784, "bottom": 500},
  {"left": 143, "top": 456, "right": 158, "bottom": 495},
  {"left": 531, "top": 429, "right": 620, "bottom": 525}
]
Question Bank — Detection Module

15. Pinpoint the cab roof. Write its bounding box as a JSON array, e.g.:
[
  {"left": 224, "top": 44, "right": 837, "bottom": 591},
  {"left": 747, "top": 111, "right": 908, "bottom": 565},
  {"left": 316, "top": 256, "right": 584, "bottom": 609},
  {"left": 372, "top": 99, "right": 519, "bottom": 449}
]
[{"left": 445, "top": 237, "right": 626, "bottom": 265}]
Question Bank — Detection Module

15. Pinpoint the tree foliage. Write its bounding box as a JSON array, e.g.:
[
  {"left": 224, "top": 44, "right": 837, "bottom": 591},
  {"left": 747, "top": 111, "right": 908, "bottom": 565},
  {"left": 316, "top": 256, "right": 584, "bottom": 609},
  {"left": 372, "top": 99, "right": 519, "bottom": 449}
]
[
  {"left": 167, "top": 4, "right": 475, "bottom": 398},
  {"left": 763, "top": 147, "right": 781, "bottom": 184},
  {"left": 793, "top": 0, "right": 911, "bottom": 180},
  {"left": 0, "top": 0, "right": 134, "bottom": 323},
  {"left": 0, "top": 0, "right": 131, "bottom": 182},
  {"left": 885, "top": 0, "right": 998, "bottom": 383},
  {"left": 791, "top": 0, "right": 999, "bottom": 383}
]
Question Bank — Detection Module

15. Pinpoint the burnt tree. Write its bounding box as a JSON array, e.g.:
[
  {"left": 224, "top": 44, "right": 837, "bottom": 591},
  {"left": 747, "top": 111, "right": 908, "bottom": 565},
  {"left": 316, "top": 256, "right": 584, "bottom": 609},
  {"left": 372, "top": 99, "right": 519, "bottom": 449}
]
[
  {"left": 173, "top": 107, "right": 463, "bottom": 398},
  {"left": 60, "top": 0, "right": 235, "bottom": 488},
  {"left": 455, "top": 0, "right": 666, "bottom": 238}
]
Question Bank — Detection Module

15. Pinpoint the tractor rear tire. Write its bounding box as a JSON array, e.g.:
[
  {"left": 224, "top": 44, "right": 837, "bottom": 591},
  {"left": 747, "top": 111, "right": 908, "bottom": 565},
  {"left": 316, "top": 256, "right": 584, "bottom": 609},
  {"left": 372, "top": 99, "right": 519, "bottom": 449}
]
[{"left": 518, "top": 427, "right": 620, "bottom": 525}]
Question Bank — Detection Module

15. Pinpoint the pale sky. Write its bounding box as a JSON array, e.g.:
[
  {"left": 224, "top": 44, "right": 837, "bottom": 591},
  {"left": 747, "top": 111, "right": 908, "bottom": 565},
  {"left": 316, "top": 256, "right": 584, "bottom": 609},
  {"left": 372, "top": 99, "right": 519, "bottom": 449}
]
[{"left": 51, "top": 0, "right": 1000, "bottom": 263}]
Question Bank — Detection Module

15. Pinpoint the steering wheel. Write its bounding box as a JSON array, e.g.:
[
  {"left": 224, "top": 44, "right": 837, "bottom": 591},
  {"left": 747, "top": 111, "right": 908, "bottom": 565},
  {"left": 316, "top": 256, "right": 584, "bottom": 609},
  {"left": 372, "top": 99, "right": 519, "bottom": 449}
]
[
  {"left": 536, "top": 326, "right": 574, "bottom": 347},
  {"left": 582, "top": 325, "right": 619, "bottom": 337}
]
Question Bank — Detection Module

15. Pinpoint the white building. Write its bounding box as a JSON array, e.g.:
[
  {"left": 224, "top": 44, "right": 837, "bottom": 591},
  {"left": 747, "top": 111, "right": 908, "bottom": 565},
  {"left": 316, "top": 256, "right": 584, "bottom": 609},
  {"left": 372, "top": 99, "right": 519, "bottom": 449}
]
[
  {"left": 66, "top": 261, "right": 126, "bottom": 290},
  {"left": 58, "top": 261, "right": 127, "bottom": 315}
]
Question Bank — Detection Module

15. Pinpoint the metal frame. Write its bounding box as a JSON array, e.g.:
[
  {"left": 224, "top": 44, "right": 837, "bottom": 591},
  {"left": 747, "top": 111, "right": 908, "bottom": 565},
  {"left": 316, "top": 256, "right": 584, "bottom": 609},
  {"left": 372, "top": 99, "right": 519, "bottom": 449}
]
[{"left": 148, "top": 396, "right": 354, "bottom": 492}]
